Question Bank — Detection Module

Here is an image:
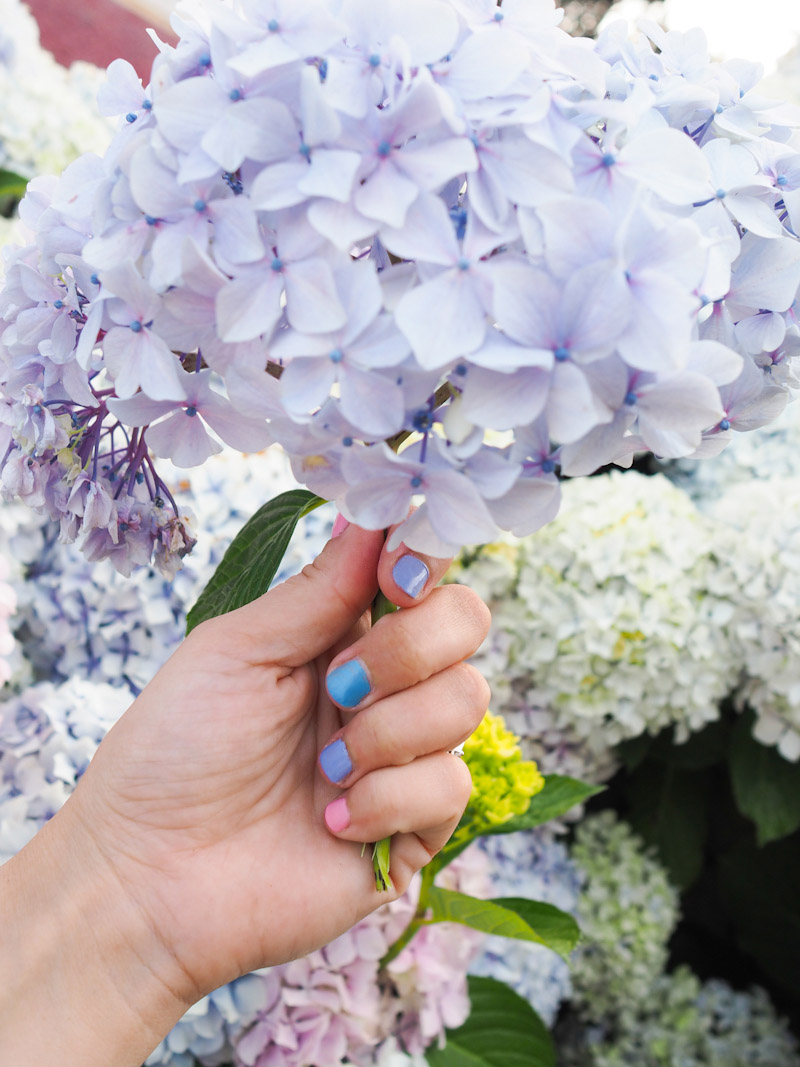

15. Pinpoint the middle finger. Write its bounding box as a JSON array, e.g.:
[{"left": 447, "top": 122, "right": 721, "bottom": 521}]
[{"left": 324, "top": 584, "right": 490, "bottom": 712}]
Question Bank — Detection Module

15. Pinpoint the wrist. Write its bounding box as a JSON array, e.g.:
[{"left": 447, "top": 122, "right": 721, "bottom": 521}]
[{"left": 0, "top": 786, "right": 192, "bottom": 1066}]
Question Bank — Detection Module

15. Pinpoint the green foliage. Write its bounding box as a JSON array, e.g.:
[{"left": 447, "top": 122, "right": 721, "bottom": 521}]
[
  {"left": 426, "top": 976, "right": 555, "bottom": 1067},
  {"left": 609, "top": 709, "right": 800, "bottom": 1030},
  {"left": 186, "top": 490, "right": 325, "bottom": 633},
  {"left": 729, "top": 710, "right": 800, "bottom": 845},
  {"left": 0, "top": 167, "right": 28, "bottom": 207},
  {"left": 427, "top": 887, "right": 580, "bottom": 959},
  {"left": 440, "top": 775, "right": 603, "bottom": 867},
  {"left": 626, "top": 761, "right": 710, "bottom": 889}
]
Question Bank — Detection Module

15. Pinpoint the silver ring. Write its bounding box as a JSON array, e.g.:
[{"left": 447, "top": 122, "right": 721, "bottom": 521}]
[{"left": 450, "top": 743, "right": 465, "bottom": 758}]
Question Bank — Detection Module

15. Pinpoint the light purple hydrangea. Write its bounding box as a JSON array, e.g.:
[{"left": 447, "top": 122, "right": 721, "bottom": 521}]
[
  {"left": 471, "top": 829, "right": 582, "bottom": 1026},
  {"left": 233, "top": 847, "right": 490, "bottom": 1067},
  {"left": 1, "top": 446, "right": 332, "bottom": 697},
  {"left": 1, "top": 0, "right": 799, "bottom": 570},
  {"left": 0, "top": 676, "right": 131, "bottom": 863}
]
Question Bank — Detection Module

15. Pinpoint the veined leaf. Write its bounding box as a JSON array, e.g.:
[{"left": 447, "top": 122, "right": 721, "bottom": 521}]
[
  {"left": 427, "top": 887, "right": 579, "bottom": 959},
  {"left": 186, "top": 490, "right": 326, "bottom": 633},
  {"left": 426, "top": 976, "right": 555, "bottom": 1067}
]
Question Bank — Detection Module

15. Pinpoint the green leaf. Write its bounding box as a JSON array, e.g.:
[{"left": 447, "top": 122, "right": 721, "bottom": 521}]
[
  {"left": 626, "top": 762, "right": 709, "bottom": 888},
  {"left": 729, "top": 710, "right": 800, "bottom": 846},
  {"left": 186, "top": 490, "right": 325, "bottom": 633},
  {"left": 440, "top": 775, "right": 603, "bottom": 867},
  {"left": 0, "top": 168, "right": 28, "bottom": 200},
  {"left": 426, "top": 976, "right": 555, "bottom": 1067},
  {"left": 507, "top": 774, "right": 604, "bottom": 829},
  {"left": 427, "top": 887, "right": 579, "bottom": 959}
]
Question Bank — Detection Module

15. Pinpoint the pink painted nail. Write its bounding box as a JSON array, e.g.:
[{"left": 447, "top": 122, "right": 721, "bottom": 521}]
[
  {"left": 325, "top": 796, "right": 351, "bottom": 833},
  {"left": 332, "top": 513, "right": 350, "bottom": 539}
]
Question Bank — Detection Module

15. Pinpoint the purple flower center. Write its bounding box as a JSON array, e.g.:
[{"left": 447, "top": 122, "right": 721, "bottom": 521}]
[
  {"left": 126, "top": 112, "right": 137, "bottom": 123},
  {"left": 601, "top": 153, "right": 616, "bottom": 168},
  {"left": 342, "top": 436, "right": 353, "bottom": 446},
  {"left": 554, "top": 346, "right": 570, "bottom": 362},
  {"left": 494, "top": 10, "right": 504, "bottom": 20},
  {"left": 194, "top": 199, "right": 207, "bottom": 213},
  {"left": 777, "top": 174, "right": 788, "bottom": 186},
  {"left": 299, "top": 142, "right": 311, "bottom": 157},
  {"left": 145, "top": 215, "right": 158, "bottom": 226},
  {"left": 267, "top": 18, "right": 280, "bottom": 31},
  {"left": 719, "top": 417, "right": 731, "bottom": 430},
  {"left": 271, "top": 257, "right": 284, "bottom": 273},
  {"left": 541, "top": 458, "right": 556, "bottom": 473},
  {"left": 368, "top": 53, "right": 381, "bottom": 67},
  {"left": 410, "top": 475, "right": 423, "bottom": 488},
  {"left": 130, "top": 321, "right": 143, "bottom": 333},
  {"left": 185, "top": 406, "right": 198, "bottom": 417},
  {"left": 199, "top": 53, "right": 211, "bottom": 67},
  {"left": 457, "top": 257, "right": 471, "bottom": 272},
  {"left": 53, "top": 299, "right": 64, "bottom": 309},
  {"left": 716, "top": 188, "right": 727, "bottom": 199},
  {"left": 624, "top": 391, "right": 638, "bottom": 406},
  {"left": 329, "top": 348, "right": 344, "bottom": 363},
  {"left": 377, "top": 140, "right": 393, "bottom": 158},
  {"left": 229, "top": 88, "right": 243, "bottom": 101}
]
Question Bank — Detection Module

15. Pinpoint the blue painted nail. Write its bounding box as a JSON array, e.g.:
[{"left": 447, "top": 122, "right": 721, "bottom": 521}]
[
  {"left": 319, "top": 738, "right": 353, "bottom": 784},
  {"left": 393, "top": 555, "right": 429, "bottom": 599},
  {"left": 326, "top": 659, "right": 371, "bottom": 708}
]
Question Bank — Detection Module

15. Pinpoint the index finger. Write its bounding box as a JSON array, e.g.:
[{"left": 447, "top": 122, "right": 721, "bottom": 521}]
[{"left": 377, "top": 515, "right": 453, "bottom": 608}]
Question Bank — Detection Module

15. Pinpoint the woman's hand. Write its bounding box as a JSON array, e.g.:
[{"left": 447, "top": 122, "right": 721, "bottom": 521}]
[{"left": 0, "top": 520, "right": 489, "bottom": 1066}]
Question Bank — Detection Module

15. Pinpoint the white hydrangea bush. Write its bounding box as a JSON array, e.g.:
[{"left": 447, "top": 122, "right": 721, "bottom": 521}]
[{"left": 451, "top": 471, "right": 742, "bottom": 764}]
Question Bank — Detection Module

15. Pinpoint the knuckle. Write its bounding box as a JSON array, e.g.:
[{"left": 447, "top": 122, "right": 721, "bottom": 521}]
[
  {"left": 356, "top": 707, "right": 391, "bottom": 765},
  {"left": 439, "top": 584, "right": 491, "bottom": 645},
  {"left": 440, "top": 756, "right": 472, "bottom": 825},
  {"left": 452, "top": 663, "right": 491, "bottom": 718}
]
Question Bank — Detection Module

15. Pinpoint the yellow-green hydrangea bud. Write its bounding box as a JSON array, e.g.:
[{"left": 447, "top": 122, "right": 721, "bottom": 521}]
[{"left": 456, "top": 711, "right": 544, "bottom": 844}]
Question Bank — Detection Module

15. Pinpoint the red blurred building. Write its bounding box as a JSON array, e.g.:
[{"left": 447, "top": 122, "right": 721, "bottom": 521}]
[{"left": 25, "top": 0, "right": 175, "bottom": 80}]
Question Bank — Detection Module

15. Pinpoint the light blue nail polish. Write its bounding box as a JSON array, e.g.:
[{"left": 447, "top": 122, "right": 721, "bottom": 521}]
[
  {"left": 393, "top": 555, "right": 429, "bottom": 599},
  {"left": 327, "top": 659, "right": 371, "bottom": 708},
  {"left": 319, "top": 738, "right": 353, "bottom": 783}
]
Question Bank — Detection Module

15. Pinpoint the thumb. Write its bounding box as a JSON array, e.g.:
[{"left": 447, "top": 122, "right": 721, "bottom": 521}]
[{"left": 225, "top": 521, "right": 384, "bottom": 667}]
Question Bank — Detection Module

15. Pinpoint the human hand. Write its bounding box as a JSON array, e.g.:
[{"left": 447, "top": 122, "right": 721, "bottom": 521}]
[{"left": 3, "top": 519, "right": 489, "bottom": 1064}]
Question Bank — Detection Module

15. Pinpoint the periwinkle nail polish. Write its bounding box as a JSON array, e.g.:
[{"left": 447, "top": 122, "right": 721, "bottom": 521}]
[
  {"left": 393, "top": 555, "right": 429, "bottom": 598},
  {"left": 326, "top": 659, "right": 371, "bottom": 708},
  {"left": 319, "top": 738, "right": 353, "bottom": 784}
]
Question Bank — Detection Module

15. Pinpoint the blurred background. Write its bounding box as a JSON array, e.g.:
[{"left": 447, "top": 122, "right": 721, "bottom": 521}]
[{"left": 21, "top": 0, "right": 800, "bottom": 84}]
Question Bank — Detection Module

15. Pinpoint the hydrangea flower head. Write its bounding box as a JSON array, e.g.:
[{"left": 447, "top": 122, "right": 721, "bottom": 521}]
[
  {"left": 2, "top": 0, "right": 800, "bottom": 569},
  {"left": 454, "top": 710, "right": 544, "bottom": 845}
]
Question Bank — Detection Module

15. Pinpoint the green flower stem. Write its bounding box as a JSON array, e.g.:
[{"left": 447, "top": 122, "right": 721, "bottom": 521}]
[
  {"left": 380, "top": 855, "right": 438, "bottom": 968},
  {"left": 371, "top": 588, "right": 399, "bottom": 890}
]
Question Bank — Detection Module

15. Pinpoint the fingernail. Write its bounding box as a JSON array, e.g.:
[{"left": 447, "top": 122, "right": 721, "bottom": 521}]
[
  {"left": 326, "top": 659, "right": 371, "bottom": 708},
  {"left": 392, "top": 555, "right": 430, "bottom": 599},
  {"left": 332, "top": 514, "right": 349, "bottom": 539},
  {"left": 319, "top": 738, "right": 353, "bottom": 784},
  {"left": 325, "top": 796, "right": 350, "bottom": 833}
]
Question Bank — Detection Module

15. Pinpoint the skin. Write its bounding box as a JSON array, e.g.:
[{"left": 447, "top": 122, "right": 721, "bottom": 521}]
[{"left": 0, "top": 520, "right": 490, "bottom": 1066}]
